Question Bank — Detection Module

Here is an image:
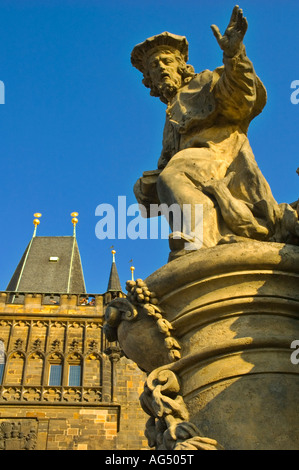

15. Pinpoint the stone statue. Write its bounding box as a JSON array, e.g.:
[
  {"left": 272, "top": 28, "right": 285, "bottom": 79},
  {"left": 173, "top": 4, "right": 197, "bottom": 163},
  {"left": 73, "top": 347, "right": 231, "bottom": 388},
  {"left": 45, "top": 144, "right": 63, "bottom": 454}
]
[
  {"left": 104, "top": 10, "right": 299, "bottom": 449},
  {"left": 131, "top": 5, "right": 299, "bottom": 259}
]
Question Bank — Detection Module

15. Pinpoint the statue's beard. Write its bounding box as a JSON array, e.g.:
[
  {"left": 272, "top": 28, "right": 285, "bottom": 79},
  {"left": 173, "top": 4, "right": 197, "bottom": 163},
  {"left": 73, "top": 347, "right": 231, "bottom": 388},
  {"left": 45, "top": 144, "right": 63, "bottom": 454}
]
[{"left": 158, "top": 78, "right": 180, "bottom": 101}]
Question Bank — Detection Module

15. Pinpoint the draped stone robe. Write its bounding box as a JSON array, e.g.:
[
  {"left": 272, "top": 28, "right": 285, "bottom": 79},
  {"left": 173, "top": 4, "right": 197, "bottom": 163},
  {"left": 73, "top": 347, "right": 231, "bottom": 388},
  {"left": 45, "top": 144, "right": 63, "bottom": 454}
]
[{"left": 153, "top": 45, "right": 294, "bottom": 249}]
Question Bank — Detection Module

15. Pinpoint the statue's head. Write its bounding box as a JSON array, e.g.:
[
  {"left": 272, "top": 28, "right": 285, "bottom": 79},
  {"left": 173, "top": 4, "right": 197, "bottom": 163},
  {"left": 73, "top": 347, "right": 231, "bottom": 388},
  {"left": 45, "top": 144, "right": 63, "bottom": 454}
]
[{"left": 131, "top": 32, "right": 195, "bottom": 103}]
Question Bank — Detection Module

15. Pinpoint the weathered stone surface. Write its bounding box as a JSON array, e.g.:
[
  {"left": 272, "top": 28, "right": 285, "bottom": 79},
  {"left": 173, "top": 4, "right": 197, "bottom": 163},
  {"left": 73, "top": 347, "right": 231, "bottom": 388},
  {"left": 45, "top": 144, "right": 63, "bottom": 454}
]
[{"left": 112, "top": 241, "right": 299, "bottom": 449}]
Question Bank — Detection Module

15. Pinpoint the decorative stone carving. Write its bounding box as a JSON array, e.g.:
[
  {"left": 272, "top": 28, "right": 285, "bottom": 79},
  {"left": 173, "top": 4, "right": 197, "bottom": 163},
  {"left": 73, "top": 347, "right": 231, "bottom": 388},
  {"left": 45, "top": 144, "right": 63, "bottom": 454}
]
[
  {"left": 14, "top": 321, "right": 29, "bottom": 327},
  {"left": 32, "top": 320, "right": 47, "bottom": 328},
  {"left": 27, "top": 351, "right": 43, "bottom": 362},
  {"left": 43, "top": 387, "right": 62, "bottom": 402},
  {"left": 69, "top": 339, "right": 79, "bottom": 352},
  {"left": 63, "top": 387, "right": 81, "bottom": 402},
  {"left": 69, "top": 321, "right": 84, "bottom": 329},
  {"left": 31, "top": 339, "right": 42, "bottom": 351},
  {"left": 9, "top": 350, "right": 25, "bottom": 361},
  {"left": 2, "top": 386, "right": 22, "bottom": 401},
  {"left": 104, "top": 279, "right": 181, "bottom": 371},
  {"left": 87, "top": 322, "right": 101, "bottom": 330},
  {"left": 140, "top": 368, "right": 223, "bottom": 450},
  {"left": 14, "top": 338, "right": 24, "bottom": 350},
  {"left": 88, "top": 340, "right": 99, "bottom": 353},
  {"left": 51, "top": 321, "right": 66, "bottom": 329},
  {"left": 0, "top": 420, "right": 37, "bottom": 450},
  {"left": 51, "top": 339, "right": 61, "bottom": 351},
  {"left": 104, "top": 345, "right": 123, "bottom": 363},
  {"left": 48, "top": 351, "right": 63, "bottom": 361},
  {"left": 83, "top": 388, "right": 102, "bottom": 402},
  {"left": 23, "top": 387, "right": 41, "bottom": 402},
  {"left": 68, "top": 351, "right": 81, "bottom": 362}
]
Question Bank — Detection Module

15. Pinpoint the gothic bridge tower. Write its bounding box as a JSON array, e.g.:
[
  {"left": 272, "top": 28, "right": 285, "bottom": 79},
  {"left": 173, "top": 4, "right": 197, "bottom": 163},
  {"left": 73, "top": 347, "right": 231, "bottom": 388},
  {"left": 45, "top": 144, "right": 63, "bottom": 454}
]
[{"left": 0, "top": 214, "right": 147, "bottom": 450}]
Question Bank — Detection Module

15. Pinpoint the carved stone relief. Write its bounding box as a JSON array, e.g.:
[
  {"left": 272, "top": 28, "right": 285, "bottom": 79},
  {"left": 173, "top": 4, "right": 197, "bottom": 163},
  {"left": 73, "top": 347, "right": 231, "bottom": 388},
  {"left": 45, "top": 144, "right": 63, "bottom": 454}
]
[{"left": 0, "top": 419, "right": 38, "bottom": 450}]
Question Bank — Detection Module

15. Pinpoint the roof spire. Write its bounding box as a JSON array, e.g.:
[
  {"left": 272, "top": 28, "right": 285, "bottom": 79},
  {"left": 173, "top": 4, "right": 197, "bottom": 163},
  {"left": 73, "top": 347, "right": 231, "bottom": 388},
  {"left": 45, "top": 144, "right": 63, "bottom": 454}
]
[
  {"left": 130, "top": 265, "right": 135, "bottom": 281},
  {"left": 33, "top": 213, "right": 42, "bottom": 237},
  {"left": 129, "top": 258, "right": 135, "bottom": 281},
  {"left": 107, "top": 248, "right": 122, "bottom": 293},
  {"left": 71, "top": 212, "right": 79, "bottom": 237}
]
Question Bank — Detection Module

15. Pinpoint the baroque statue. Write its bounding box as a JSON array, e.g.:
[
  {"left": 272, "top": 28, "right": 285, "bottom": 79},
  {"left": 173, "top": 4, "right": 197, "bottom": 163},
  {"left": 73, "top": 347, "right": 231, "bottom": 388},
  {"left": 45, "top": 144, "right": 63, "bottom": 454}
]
[
  {"left": 131, "top": 5, "right": 299, "bottom": 259},
  {"left": 104, "top": 6, "right": 299, "bottom": 450}
]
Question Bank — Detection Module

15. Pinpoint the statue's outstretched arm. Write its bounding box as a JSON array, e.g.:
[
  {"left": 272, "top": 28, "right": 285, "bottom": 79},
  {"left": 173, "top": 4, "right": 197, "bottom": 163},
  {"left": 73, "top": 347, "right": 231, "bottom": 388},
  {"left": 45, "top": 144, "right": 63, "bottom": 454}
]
[
  {"left": 211, "top": 5, "right": 247, "bottom": 58},
  {"left": 211, "top": 6, "right": 260, "bottom": 123}
]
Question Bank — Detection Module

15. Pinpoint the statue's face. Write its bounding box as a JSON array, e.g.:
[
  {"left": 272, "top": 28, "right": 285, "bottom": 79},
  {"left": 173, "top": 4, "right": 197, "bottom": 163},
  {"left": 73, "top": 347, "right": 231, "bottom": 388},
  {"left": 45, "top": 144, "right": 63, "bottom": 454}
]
[{"left": 147, "top": 49, "right": 183, "bottom": 100}]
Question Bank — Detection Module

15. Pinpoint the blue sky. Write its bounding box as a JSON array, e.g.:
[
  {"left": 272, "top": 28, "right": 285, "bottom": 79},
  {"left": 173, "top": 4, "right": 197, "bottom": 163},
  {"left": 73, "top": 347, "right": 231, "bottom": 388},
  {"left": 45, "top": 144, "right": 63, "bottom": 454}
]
[{"left": 0, "top": 0, "right": 298, "bottom": 294}]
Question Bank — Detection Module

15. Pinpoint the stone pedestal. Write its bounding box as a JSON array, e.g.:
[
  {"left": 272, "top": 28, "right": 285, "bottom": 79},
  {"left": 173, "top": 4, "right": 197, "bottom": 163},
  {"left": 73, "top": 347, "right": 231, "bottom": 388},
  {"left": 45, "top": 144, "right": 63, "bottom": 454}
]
[{"left": 105, "top": 241, "right": 299, "bottom": 450}]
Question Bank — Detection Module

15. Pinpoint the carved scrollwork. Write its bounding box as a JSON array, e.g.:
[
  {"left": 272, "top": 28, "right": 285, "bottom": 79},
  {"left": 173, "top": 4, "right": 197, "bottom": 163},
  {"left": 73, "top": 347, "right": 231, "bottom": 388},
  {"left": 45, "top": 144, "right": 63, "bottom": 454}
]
[
  {"left": 104, "top": 297, "right": 138, "bottom": 342},
  {"left": 140, "top": 367, "right": 223, "bottom": 450}
]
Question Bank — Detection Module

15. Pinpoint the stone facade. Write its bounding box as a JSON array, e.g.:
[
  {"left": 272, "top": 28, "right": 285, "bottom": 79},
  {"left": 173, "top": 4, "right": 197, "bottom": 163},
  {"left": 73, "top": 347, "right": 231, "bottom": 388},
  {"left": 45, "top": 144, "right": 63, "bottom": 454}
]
[{"left": 0, "top": 291, "right": 148, "bottom": 450}]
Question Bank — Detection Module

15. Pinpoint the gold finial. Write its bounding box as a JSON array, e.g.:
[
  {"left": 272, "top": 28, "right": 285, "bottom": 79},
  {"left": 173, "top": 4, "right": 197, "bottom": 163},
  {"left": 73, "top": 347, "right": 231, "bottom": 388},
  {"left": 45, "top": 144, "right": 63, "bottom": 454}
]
[
  {"left": 33, "top": 213, "right": 42, "bottom": 237},
  {"left": 130, "top": 265, "right": 135, "bottom": 281},
  {"left": 71, "top": 212, "right": 79, "bottom": 236},
  {"left": 111, "top": 249, "right": 116, "bottom": 263}
]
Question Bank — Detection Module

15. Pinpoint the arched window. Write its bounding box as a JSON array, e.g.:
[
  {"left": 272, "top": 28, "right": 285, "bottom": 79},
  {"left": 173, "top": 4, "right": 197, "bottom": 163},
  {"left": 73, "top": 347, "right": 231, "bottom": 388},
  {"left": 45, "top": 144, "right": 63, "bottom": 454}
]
[
  {"left": 67, "top": 352, "right": 82, "bottom": 386},
  {"left": 47, "top": 353, "right": 63, "bottom": 386}
]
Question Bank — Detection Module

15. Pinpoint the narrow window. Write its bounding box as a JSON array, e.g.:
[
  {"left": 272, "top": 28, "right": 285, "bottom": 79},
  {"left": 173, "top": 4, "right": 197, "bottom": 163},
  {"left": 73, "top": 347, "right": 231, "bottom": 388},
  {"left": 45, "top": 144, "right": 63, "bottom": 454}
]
[
  {"left": 68, "top": 364, "right": 81, "bottom": 386},
  {"left": 49, "top": 364, "right": 62, "bottom": 386}
]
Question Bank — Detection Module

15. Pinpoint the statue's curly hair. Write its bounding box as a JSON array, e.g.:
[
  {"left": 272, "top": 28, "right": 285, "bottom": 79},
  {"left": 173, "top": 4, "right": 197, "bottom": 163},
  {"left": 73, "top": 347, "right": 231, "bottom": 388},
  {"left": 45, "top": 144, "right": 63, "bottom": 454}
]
[{"left": 142, "top": 52, "right": 195, "bottom": 104}]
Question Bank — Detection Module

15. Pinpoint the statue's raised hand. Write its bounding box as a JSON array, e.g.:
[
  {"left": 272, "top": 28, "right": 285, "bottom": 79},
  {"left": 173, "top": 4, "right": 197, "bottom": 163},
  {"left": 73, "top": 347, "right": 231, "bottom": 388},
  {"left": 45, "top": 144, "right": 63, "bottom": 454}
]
[{"left": 211, "top": 5, "right": 248, "bottom": 58}]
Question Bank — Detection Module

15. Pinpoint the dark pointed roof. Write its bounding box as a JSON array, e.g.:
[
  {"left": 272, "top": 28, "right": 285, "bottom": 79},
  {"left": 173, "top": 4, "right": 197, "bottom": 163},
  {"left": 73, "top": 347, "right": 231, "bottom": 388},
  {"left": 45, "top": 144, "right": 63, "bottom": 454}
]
[
  {"left": 107, "top": 258, "right": 122, "bottom": 293},
  {"left": 6, "top": 236, "right": 86, "bottom": 294}
]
